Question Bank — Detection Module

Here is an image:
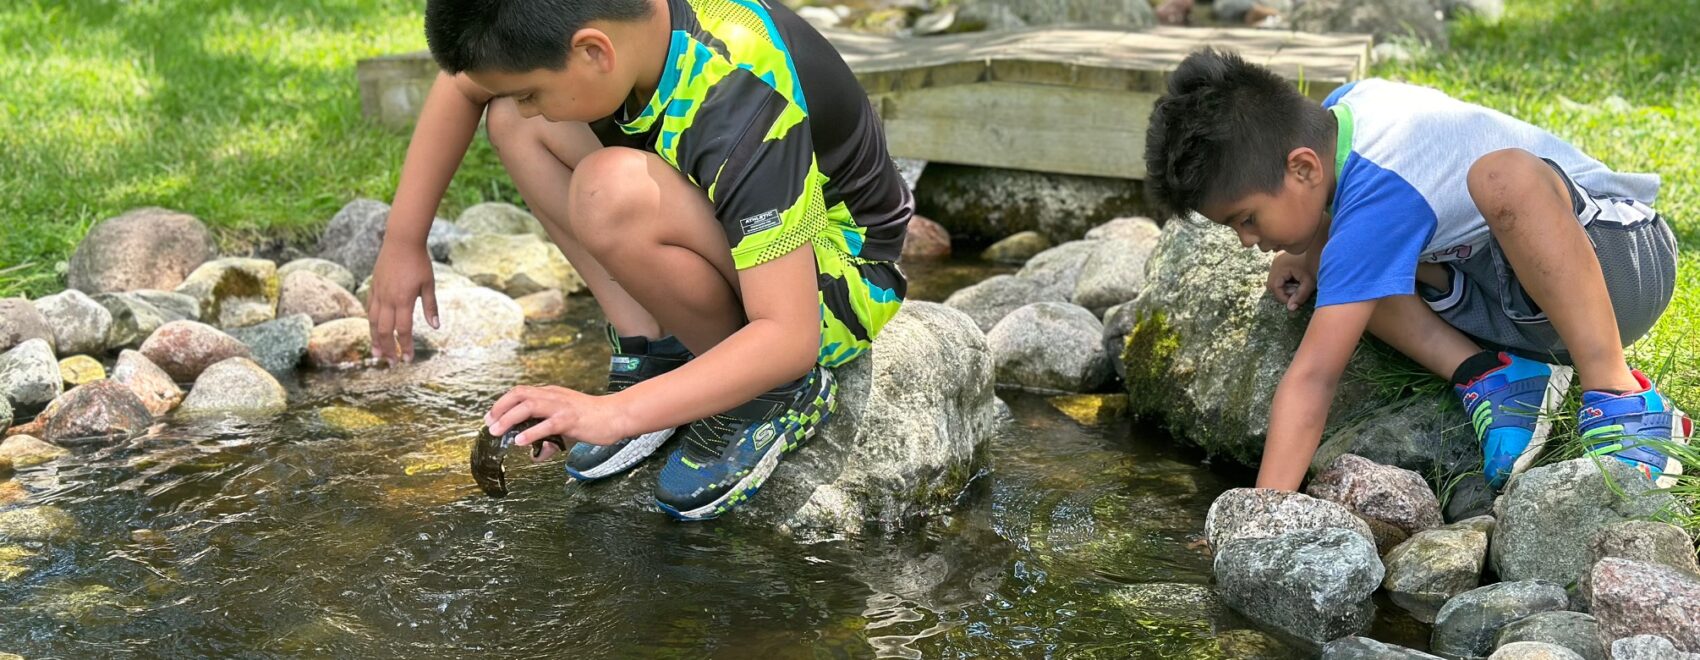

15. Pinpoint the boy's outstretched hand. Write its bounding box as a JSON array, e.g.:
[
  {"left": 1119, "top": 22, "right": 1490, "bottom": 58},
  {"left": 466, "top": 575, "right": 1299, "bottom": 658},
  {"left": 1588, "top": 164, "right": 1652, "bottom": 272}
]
[
  {"left": 367, "top": 242, "right": 440, "bottom": 364},
  {"left": 1266, "top": 252, "right": 1317, "bottom": 311},
  {"left": 485, "top": 386, "right": 630, "bottom": 462}
]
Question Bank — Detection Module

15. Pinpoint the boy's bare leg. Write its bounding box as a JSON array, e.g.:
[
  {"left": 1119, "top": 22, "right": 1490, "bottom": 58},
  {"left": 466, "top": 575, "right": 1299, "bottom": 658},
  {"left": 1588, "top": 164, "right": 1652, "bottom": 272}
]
[
  {"left": 484, "top": 99, "right": 668, "bottom": 340},
  {"left": 1366, "top": 289, "right": 1482, "bottom": 379},
  {"left": 1466, "top": 148, "right": 1640, "bottom": 392}
]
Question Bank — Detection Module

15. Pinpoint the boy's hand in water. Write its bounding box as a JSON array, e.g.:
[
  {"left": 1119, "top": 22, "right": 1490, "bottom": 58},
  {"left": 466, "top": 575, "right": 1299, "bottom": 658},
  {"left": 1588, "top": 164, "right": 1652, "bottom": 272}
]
[
  {"left": 367, "top": 241, "right": 440, "bottom": 365},
  {"left": 485, "top": 385, "right": 630, "bottom": 461}
]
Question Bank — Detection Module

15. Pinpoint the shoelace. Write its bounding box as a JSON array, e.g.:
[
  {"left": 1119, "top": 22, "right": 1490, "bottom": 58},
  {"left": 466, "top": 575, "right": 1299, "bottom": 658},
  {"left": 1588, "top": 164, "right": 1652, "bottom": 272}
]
[{"left": 683, "top": 413, "right": 747, "bottom": 462}]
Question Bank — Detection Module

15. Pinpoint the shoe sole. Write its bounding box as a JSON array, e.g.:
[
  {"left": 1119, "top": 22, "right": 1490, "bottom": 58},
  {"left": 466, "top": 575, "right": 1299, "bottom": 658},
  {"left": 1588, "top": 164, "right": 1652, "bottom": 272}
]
[
  {"left": 661, "top": 369, "right": 838, "bottom": 521},
  {"left": 565, "top": 428, "right": 675, "bottom": 481},
  {"left": 1509, "top": 364, "right": 1574, "bottom": 478}
]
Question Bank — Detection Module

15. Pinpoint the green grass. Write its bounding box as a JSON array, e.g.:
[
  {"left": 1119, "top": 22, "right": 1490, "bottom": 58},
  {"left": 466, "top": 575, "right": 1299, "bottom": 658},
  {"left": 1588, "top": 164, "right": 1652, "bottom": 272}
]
[{"left": 0, "top": 0, "right": 518, "bottom": 297}]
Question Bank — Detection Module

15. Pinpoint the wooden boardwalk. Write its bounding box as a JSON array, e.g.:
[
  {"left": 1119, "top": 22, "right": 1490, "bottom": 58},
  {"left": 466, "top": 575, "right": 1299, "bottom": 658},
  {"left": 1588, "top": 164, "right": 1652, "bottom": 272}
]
[{"left": 358, "top": 26, "right": 1372, "bottom": 180}]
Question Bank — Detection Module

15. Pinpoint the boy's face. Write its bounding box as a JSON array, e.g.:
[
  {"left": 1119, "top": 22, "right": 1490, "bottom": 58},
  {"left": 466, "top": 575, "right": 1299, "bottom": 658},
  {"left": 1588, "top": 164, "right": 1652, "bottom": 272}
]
[
  {"left": 1198, "top": 147, "right": 1331, "bottom": 256},
  {"left": 468, "top": 29, "right": 630, "bottom": 124}
]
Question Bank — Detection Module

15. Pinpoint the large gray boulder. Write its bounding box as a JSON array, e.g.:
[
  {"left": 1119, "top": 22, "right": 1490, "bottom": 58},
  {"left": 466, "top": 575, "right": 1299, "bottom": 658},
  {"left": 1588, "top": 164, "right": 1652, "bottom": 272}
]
[
  {"left": 942, "top": 274, "right": 1066, "bottom": 333},
  {"left": 66, "top": 208, "right": 215, "bottom": 295},
  {"left": 914, "top": 165, "right": 1144, "bottom": 242},
  {"left": 1589, "top": 558, "right": 1700, "bottom": 653},
  {"left": 1491, "top": 458, "right": 1685, "bottom": 585},
  {"left": 1494, "top": 612, "right": 1605, "bottom": 660},
  {"left": 173, "top": 258, "right": 280, "bottom": 329},
  {"left": 1432, "top": 581, "right": 1570, "bottom": 659},
  {"left": 1121, "top": 219, "right": 1420, "bottom": 466},
  {"left": 31, "top": 290, "right": 112, "bottom": 356},
  {"left": 1071, "top": 229, "right": 1160, "bottom": 313},
  {"left": 0, "top": 298, "right": 55, "bottom": 354},
  {"left": 0, "top": 339, "right": 61, "bottom": 412},
  {"left": 448, "top": 233, "right": 585, "bottom": 297},
  {"left": 1214, "top": 527, "right": 1383, "bottom": 645},
  {"left": 177, "top": 357, "right": 287, "bottom": 417},
  {"left": 1291, "top": 0, "right": 1448, "bottom": 49},
  {"left": 1384, "top": 524, "right": 1490, "bottom": 623},
  {"left": 987, "top": 302, "right": 1111, "bottom": 392}
]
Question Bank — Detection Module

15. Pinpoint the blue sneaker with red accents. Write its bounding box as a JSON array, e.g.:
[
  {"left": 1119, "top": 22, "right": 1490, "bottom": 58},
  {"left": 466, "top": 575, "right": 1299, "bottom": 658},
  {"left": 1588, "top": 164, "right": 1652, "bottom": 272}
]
[
  {"left": 1455, "top": 352, "right": 1574, "bottom": 489},
  {"left": 1581, "top": 370, "right": 1691, "bottom": 487},
  {"left": 654, "top": 366, "right": 837, "bottom": 521}
]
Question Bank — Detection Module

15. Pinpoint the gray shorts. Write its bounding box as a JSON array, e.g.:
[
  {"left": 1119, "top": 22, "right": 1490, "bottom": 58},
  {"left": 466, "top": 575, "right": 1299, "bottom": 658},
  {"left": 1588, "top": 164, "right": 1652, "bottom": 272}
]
[{"left": 1422, "top": 159, "right": 1679, "bottom": 365}]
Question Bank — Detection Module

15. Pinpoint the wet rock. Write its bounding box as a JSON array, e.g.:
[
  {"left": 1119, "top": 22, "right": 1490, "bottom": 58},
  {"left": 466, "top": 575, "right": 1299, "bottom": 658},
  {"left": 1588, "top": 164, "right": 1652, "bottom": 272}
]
[
  {"left": 172, "top": 257, "right": 280, "bottom": 329},
  {"left": 1214, "top": 527, "right": 1382, "bottom": 645},
  {"left": 1441, "top": 0, "right": 1502, "bottom": 21},
  {"left": 177, "top": 357, "right": 287, "bottom": 417},
  {"left": 0, "top": 298, "right": 56, "bottom": 354},
  {"left": 58, "top": 355, "right": 105, "bottom": 386},
  {"left": 449, "top": 233, "right": 584, "bottom": 297},
  {"left": 1017, "top": 240, "right": 1097, "bottom": 302},
  {"left": 914, "top": 165, "right": 1144, "bottom": 242},
  {"left": 32, "top": 289, "right": 112, "bottom": 355},
  {"left": 1291, "top": 0, "right": 1448, "bottom": 49},
  {"left": 1211, "top": 628, "right": 1294, "bottom": 659},
  {"left": 982, "top": 231, "right": 1052, "bottom": 264},
  {"left": 316, "top": 406, "right": 386, "bottom": 434},
  {"left": 1610, "top": 635, "right": 1698, "bottom": 660},
  {"left": 0, "top": 506, "right": 79, "bottom": 541},
  {"left": 226, "top": 314, "right": 313, "bottom": 373},
  {"left": 1590, "top": 558, "right": 1700, "bottom": 652},
  {"left": 1491, "top": 458, "right": 1684, "bottom": 585},
  {"left": 1383, "top": 525, "right": 1489, "bottom": 623},
  {"left": 1307, "top": 453, "right": 1444, "bottom": 536},
  {"left": 900, "top": 214, "right": 952, "bottom": 261},
  {"left": 1122, "top": 219, "right": 1419, "bottom": 466},
  {"left": 1578, "top": 520, "right": 1700, "bottom": 607},
  {"left": 306, "top": 318, "right": 373, "bottom": 368},
  {"left": 942, "top": 274, "right": 1066, "bottom": 333},
  {"left": 131, "top": 290, "right": 200, "bottom": 322},
  {"left": 41, "top": 379, "right": 152, "bottom": 445},
  {"left": 1101, "top": 300, "right": 1137, "bottom": 380},
  {"left": 1320, "top": 636, "right": 1443, "bottom": 658},
  {"left": 987, "top": 302, "right": 1111, "bottom": 392},
  {"left": 278, "top": 258, "right": 358, "bottom": 292},
  {"left": 93, "top": 292, "right": 171, "bottom": 348},
  {"left": 1495, "top": 612, "right": 1604, "bottom": 660},
  {"left": 138, "top": 321, "right": 253, "bottom": 382},
  {"left": 66, "top": 207, "right": 215, "bottom": 294},
  {"left": 0, "top": 482, "right": 24, "bottom": 506},
  {"left": 1109, "top": 581, "right": 1232, "bottom": 623},
  {"left": 1, "top": 339, "right": 62, "bottom": 411},
  {"left": 457, "top": 201, "right": 548, "bottom": 238},
  {"left": 1047, "top": 393, "right": 1128, "bottom": 426},
  {"left": 516, "top": 290, "right": 567, "bottom": 323},
  {"left": 278, "top": 270, "right": 363, "bottom": 325},
  {"left": 409, "top": 286, "right": 525, "bottom": 354},
  {"left": 1071, "top": 236, "right": 1157, "bottom": 313},
  {"left": 0, "top": 435, "right": 69, "bottom": 468},
  {"left": 110, "top": 350, "right": 183, "bottom": 416},
  {"left": 1490, "top": 642, "right": 1584, "bottom": 660},
  {"left": 1432, "top": 581, "right": 1570, "bottom": 659},
  {"left": 0, "top": 544, "right": 37, "bottom": 580},
  {"left": 1206, "top": 488, "right": 1376, "bottom": 550}
]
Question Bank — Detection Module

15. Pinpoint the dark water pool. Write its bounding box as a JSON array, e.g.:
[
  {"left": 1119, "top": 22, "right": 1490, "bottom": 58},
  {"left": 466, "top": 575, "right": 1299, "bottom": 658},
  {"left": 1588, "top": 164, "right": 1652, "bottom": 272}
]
[{"left": 0, "top": 258, "right": 1408, "bottom": 658}]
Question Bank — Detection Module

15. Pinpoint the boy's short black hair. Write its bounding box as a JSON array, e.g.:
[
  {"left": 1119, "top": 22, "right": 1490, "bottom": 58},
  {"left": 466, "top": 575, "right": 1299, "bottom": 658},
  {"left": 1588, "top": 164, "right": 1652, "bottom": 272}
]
[
  {"left": 1143, "top": 48, "right": 1335, "bottom": 219},
  {"left": 425, "top": 0, "right": 653, "bottom": 74}
]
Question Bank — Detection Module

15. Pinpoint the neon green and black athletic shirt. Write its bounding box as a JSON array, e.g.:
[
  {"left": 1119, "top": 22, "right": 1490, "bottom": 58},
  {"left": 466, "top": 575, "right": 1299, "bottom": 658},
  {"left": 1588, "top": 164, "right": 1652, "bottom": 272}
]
[{"left": 589, "top": 0, "right": 913, "bottom": 270}]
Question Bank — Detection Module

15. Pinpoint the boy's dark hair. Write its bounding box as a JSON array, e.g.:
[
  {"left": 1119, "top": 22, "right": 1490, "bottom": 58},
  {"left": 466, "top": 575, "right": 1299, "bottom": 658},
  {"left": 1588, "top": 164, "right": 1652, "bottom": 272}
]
[
  {"left": 1143, "top": 48, "right": 1335, "bottom": 219},
  {"left": 425, "top": 0, "right": 653, "bottom": 74}
]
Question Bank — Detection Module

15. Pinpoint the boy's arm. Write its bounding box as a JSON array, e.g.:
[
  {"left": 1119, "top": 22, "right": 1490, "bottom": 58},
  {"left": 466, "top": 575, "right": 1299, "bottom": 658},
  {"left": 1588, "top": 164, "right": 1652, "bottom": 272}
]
[
  {"left": 1255, "top": 299, "right": 1377, "bottom": 491},
  {"left": 368, "top": 72, "right": 494, "bottom": 363}
]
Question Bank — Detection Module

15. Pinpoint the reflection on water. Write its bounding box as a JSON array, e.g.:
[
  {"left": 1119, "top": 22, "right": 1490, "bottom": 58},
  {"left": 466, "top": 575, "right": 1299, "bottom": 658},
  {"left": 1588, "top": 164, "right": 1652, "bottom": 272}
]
[{"left": 0, "top": 260, "right": 1322, "bottom": 658}]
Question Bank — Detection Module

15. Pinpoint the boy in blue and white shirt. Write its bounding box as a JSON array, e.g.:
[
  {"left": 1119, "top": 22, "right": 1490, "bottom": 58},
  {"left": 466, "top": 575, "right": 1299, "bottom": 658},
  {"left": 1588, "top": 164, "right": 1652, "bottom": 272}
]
[{"left": 1142, "top": 49, "right": 1687, "bottom": 492}]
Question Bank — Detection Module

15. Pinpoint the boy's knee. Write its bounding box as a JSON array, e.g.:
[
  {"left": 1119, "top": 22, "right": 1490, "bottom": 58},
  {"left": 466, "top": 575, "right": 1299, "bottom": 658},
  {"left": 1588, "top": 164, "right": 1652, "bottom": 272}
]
[
  {"left": 567, "top": 147, "right": 653, "bottom": 245},
  {"left": 1467, "top": 148, "right": 1565, "bottom": 226}
]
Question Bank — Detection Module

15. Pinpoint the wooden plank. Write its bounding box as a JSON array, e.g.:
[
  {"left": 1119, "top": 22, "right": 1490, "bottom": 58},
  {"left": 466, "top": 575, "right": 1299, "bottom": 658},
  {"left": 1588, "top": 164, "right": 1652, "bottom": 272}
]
[{"left": 872, "top": 82, "right": 1158, "bottom": 179}]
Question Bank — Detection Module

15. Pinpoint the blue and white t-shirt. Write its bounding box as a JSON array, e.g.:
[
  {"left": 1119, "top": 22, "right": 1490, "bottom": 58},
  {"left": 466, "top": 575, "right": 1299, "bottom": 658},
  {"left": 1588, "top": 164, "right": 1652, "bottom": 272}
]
[{"left": 1314, "top": 79, "right": 1661, "bottom": 307}]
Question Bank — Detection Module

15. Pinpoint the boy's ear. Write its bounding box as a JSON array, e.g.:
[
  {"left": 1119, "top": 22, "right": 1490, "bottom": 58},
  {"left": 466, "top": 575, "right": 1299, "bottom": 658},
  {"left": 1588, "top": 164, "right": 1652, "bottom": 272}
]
[
  {"left": 571, "top": 28, "right": 617, "bottom": 72},
  {"left": 1287, "top": 146, "right": 1325, "bottom": 187}
]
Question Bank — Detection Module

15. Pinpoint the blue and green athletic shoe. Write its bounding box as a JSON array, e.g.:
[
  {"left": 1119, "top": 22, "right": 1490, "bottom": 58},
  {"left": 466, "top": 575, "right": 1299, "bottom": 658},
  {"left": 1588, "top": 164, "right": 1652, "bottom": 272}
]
[
  {"left": 654, "top": 366, "right": 837, "bottom": 521},
  {"left": 564, "top": 329, "right": 692, "bottom": 482},
  {"left": 1455, "top": 352, "right": 1573, "bottom": 489},
  {"left": 1581, "top": 370, "right": 1691, "bottom": 487}
]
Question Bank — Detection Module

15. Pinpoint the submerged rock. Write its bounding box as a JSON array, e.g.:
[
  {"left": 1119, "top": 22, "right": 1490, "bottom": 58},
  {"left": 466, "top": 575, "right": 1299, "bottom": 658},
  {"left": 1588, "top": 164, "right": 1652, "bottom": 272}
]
[
  {"left": 0, "top": 506, "right": 79, "bottom": 542},
  {"left": 1214, "top": 527, "right": 1382, "bottom": 645},
  {"left": 1491, "top": 458, "right": 1684, "bottom": 585},
  {"left": 278, "top": 270, "right": 363, "bottom": 325},
  {"left": 981, "top": 231, "right": 1052, "bottom": 264},
  {"left": 278, "top": 258, "right": 358, "bottom": 293},
  {"left": 987, "top": 302, "right": 1111, "bottom": 392},
  {"left": 1431, "top": 581, "right": 1569, "bottom": 659},
  {"left": 138, "top": 321, "right": 253, "bottom": 382},
  {"left": 41, "top": 379, "right": 152, "bottom": 445},
  {"left": 110, "top": 350, "right": 183, "bottom": 416},
  {"left": 172, "top": 257, "right": 280, "bottom": 329},
  {"left": 66, "top": 207, "right": 215, "bottom": 294},
  {"left": 0, "top": 435, "right": 69, "bottom": 468},
  {"left": 177, "top": 357, "right": 287, "bottom": 417},
  {"left": 227, "top": 314, "right": 314, "bottom": 373},
  {"left": 1589, "top": 558, "right": 1700, "bottom": 653},
  {"left": 449, "top": 233, "right": 584, "bottom": 297},
  {"left": 1, "top": 339, "right": 62, "bottom": 411},
  {"left": 316, "top": 406, "right": 386, "bottom": 434},
  {"left": 32, "top": 289, "right": 113, "bottom": 356},
  {"left": 1494, "top": 611, "right": 1604, "bottom": 660},
  {"left": 0, "top": 297, "right": 55, "bottom": 354}
]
